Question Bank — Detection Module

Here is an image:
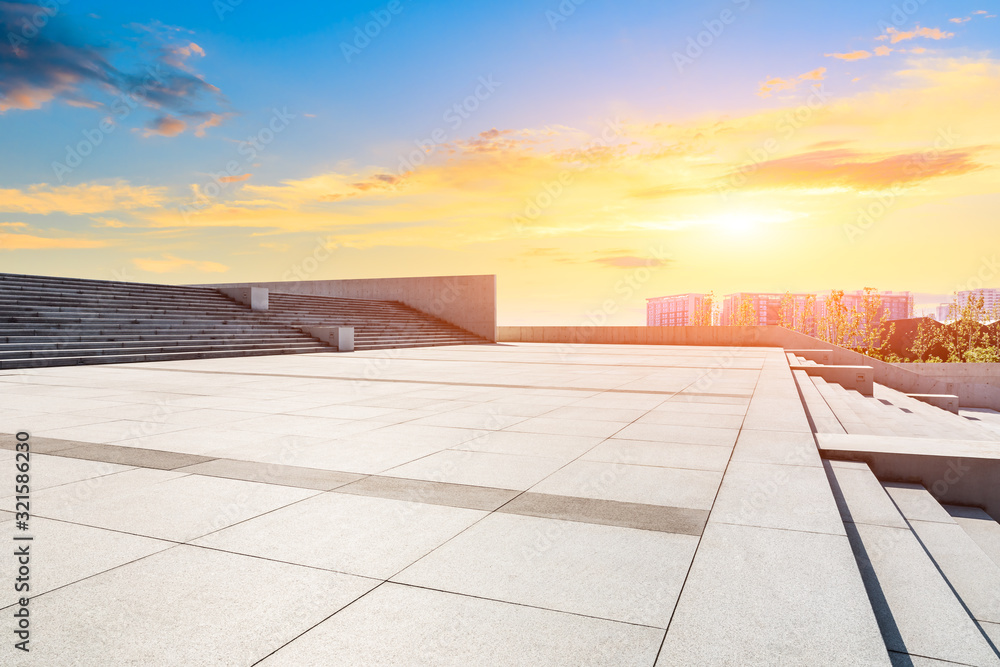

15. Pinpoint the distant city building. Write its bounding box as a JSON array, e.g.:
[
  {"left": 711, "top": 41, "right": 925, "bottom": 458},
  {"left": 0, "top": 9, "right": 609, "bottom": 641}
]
[
  {"left": 711, "top": 290, "right": 913, "bottom": 333},
  {"left": 646, "top": 293, "right": 713, "bottom": 326},
  {"left": 720, "top": 292, "right": 816, "bottom": 329},
  {"left": 935, "top": 304, "right": 952, "bottom": 322},
  {"left": 816, "top": 290, "right": 914, "bottom": 323},
  {"left": 956, "top": 288, "right": 1000, "bottom": 317}
]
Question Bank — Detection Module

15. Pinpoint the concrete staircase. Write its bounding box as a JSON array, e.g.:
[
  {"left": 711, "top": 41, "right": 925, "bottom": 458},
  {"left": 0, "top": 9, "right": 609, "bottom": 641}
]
[
  {"left": 0, "top": 272, "right": 334, "bottom": 369},
  {"left": 794, "top": 367, "right": 1000, "bottom": 441},
  {"left": 263, "top": 292, "right": 486, "bottom": 351},
  {"left": 826, "top": 459, "right": 1000, "bottom": 665}
]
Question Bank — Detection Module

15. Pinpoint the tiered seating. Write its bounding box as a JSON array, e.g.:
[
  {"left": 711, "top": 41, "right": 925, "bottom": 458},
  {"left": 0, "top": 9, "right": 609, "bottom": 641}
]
[
  {"left": 263, "top": 292, "right": 487, "bottom": 350},
  {"left": 0, "top": 273, "right": 489, "bottom": 368},
  {"left": 795, "top": 368, "right": 999, "bottom": 441},
  {"left": 0, "top": 273, "right": 330, "bottom": 368}
]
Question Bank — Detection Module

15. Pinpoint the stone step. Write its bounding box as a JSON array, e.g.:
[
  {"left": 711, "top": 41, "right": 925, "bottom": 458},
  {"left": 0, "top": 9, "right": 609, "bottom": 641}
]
[
  {"left": 792, "top": 369, "right": 845, "bottom": 434},
  {"left": 0, "top": 337, "right": 319, "bottom": 351},
  {"left": 0, "top": 272, "right": 222, "bottom": 294},
  {"left": 825, "top": 460, "right": 1000, "bottom": 665},
  {"left": 355, "top": 339, "right": 481, "bottom": 351},
  {"left": 884, "top": 483, "right": 1000, "bottom": 639},
  {"left": 0, "top": 340, "right": 327, "bottom": 360},
  {"left": 0, "top": 345, "right": 329, "bottom": 369},
  {"left": 906, "top": 393, "right": 960, "bottom": 414},
  {"left": 0, "top": 272, "right": 487, "bottom": 366},
  {"left": 945, "top": 505, "right": 1000, "bottom": 570}
]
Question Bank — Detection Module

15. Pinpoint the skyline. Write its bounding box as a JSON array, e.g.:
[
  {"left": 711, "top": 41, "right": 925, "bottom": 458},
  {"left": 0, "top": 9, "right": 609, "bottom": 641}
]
[{"left": 1, "top": 1, "right": 999, "bottom": 325}]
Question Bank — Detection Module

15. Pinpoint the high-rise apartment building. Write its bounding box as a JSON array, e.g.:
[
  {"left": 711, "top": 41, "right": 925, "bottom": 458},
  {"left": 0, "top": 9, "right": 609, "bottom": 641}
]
[
  {"left": 815, "top": 290, "right": 914, "bottom": 323},
  {"left": 651, "top": 290, "right": 913, "bottom": 330},
  {"left": 717, "top": 290, "right": 913, "bottom": 332},
  {"left": 646, "top": 294, "right": 712, "bottom": 326},
  {"left": 719, "top": 292, "right": 817, "bottom": 330},
  {"left": 956, "top": 288, "right": 1000, "bottom": 315}
]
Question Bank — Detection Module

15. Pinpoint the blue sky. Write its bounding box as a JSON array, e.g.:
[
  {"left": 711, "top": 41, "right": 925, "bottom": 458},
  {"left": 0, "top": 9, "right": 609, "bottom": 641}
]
[{"left": 2, "top": 0, "right": 999, "bottom": 322}]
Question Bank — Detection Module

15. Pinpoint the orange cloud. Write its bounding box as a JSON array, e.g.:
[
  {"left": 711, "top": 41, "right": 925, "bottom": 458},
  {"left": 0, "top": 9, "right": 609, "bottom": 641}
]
[
  {"left": 132, "top": 56, "right": 1000, "bottom": 271},
  {"left": 757, "top": 68, "right": 826, "bottom": 97},
  {"left": 592, "top": 254, "right": 672, "bottom": 268},
  {"left": 725, "top": 147, "right": 986, "bottom": 191},
  {"left": 0, "top": 85, "right": 63, "bottom": 112},
  {"left": 0, "top": 233, "right": 108, "bottom": 250},
  {"left": 159, "top": 41, "right": 208, "bottom": 72},
  {"left": 950, "top": 17, "right": 971, "bottom": 24},
  {"left": 874, "top": 45, "right": 893, "bottom": 56},
  {"left": 0, "top": 182, "right": 166, "bottom": 215},
  {"left": 879, "top": 26, "right": 955, "bottom": 44},
  {"left": 144, "top": 116, "right": 187, "bottom": 137},
  {"left": 799, "top": 67, "right": 827, "bottom": 81},
  {"left": 132, "top": 254, "right": 228, "bottom": 273},
  {"left": 218, "top": 173, "right": 252, "bottom": 183},
  {"left": 194, "top": 113, "right": 231, "bottom": 138},
  {"left": 826, "top": 50, "right": 872, "bottom": 61}
]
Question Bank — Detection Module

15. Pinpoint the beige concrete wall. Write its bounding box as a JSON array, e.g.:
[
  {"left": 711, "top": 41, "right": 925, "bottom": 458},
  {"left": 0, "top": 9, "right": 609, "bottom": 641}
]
[
  {"left": 893, "top": 363, "right": 1000, "bottom": 411},
  {"left": 498, "top": 326, "right": 999, "bottom": 409},
  {"left": 204, "top": 275, "right": 497, "bottom": 341},
  {"left": 894, "top": 363, "right": 1000, "bottom": 386}
]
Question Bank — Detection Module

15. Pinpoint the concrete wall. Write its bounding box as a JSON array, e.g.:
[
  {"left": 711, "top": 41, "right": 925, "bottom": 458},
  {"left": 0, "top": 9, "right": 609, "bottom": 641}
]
[
  {"left": 202, "top": 275, "right": 497, "bottom": 341},
  {"left": 894, "top": 363, "right": 1000, "bottom": 385},
  {"left": 824, "top": 449, "right": 1000, "bottom": 519},
  {"left": 498, "top": 326, "right": 998, "bottom": 409},
  {"left": 893, "top": 363, "right": 1000, "bottom": 411}
]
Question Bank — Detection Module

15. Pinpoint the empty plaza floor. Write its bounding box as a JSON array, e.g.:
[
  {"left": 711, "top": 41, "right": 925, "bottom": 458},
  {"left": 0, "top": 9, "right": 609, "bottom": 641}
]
[{"left": 0, "top": 343, "right": 889, "bottom": 665}]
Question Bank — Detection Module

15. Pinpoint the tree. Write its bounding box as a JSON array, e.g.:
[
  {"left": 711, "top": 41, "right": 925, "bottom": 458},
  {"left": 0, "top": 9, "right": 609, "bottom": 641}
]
[
  {"left": 911, "top": 318, "right": 944, "bottom": 362},
  {"left": 692, "top": 292, "right": 715, "bottom": 326},
  {"left": 912, "top": 293, "right": 999, "bottom": 362},
  {"left": 944, "top": 294, "right": 992, "bottom": 362},
  {"left": 778, "top": 292, "right": 795, "bottom": 330},
  {"left": 800, "top": 294, "right": 817, "bottom": 336},
  {"left": 818, "top": 290, "right": 857, "bottom": 347},
  {"left": 857, "top": 287, "right": 896, "bottom": 360},
  {"left": 732, "top": 295, "right": 757, "bottom": 326}
]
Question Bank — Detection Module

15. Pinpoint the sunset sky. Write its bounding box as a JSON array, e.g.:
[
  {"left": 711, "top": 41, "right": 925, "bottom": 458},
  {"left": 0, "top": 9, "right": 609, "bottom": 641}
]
[{"left": 1, "top": 0, "right": 998, "bottom": 324}]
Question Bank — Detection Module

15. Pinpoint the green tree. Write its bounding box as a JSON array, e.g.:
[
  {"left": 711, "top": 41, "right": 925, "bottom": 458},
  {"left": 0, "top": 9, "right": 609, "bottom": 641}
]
[
  {"left": 799, "top": 294, "right": 817, "bottom": 336},
  {"left": 944, "top": 294, "right": 991, "bottom": 362},
  {"left": 858, "top": 287, "right": 896, "bottom": 360},
  {"left": 818, "top": 290, "right": 857, "bottom": 347},
  {"left": 693, "top": 292, "right": 715, "bottom": 326},
  {"left": 911, "top": 318, "right": 944, "bottom": 362},
  {"left": 778, "top": 292, "right": 795, "bottom": 330},
  {"left": 732, "top": 295, "right": 757, "bottom": 326}
]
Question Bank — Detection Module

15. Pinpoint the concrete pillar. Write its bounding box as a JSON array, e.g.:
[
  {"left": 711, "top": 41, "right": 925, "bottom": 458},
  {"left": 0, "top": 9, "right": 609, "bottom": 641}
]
[
  {"left": 301, "top": 326, "right": 354, "bottom": 352},
  {"left": 218, "top": 287, "right": 268, "bottom": 311}
]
